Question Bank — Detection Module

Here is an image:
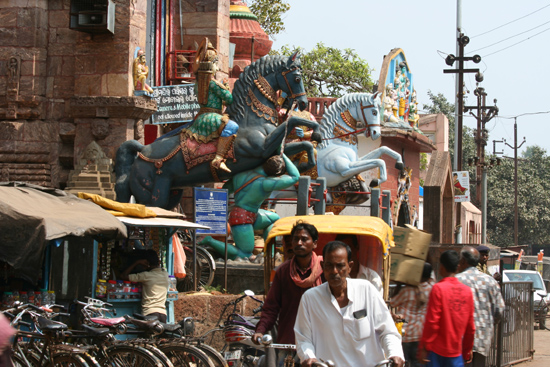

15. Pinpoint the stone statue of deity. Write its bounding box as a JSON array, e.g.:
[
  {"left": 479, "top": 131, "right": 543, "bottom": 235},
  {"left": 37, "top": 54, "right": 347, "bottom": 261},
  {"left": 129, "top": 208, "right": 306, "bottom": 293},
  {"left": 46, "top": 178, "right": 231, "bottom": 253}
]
[
  {"left": 382, "top": 61, "right": 416, "bottom": 130},
  {"left": 133, "top": 49, "right": 154, "bottom": 94},
  {"left": 383, "top": 84, "right": 399, "bottom": 124},
  {"left": 184, "top": 38, "right": 239, "bottom": 173},
  {"left": 397, "top": 62, "right": 410, "bottom": 120},
  {"left": 408, "top": 90, "right": 419, "bottom": 128}
]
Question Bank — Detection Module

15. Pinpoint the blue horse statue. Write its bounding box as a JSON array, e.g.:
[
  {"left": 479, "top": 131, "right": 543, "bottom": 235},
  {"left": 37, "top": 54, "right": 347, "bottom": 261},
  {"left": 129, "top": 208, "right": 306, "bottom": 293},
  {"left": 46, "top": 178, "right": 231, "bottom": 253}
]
[
  {"left": 269, "top": 93, "right": 404, "bottom": 211},
  {"left": 115, "top": 53, "right": 320, "bottom": 209}
]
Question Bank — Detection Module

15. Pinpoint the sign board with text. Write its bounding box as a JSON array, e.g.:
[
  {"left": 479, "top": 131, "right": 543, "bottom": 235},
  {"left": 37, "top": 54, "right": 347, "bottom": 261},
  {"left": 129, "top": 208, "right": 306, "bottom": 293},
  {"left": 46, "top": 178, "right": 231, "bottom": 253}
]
[
  {"left": 453, "top": 171, "right": 470, "bottom": 202},
  {"left": 194, "top": 188, "right": 228, "bottom": 235},
  {"left": 151, "top": 84, "right": 200, "bottom": 124}
]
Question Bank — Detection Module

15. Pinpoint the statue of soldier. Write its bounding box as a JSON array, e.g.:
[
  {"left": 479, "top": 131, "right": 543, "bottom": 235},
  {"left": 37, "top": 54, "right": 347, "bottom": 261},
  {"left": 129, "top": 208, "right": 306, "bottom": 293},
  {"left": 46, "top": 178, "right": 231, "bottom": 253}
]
[
  {"left": 200, "top": 154, "right": 300, "bottom": 259},
  {"left": 187, "top": 38, "right": 239, "bottom": 174}
]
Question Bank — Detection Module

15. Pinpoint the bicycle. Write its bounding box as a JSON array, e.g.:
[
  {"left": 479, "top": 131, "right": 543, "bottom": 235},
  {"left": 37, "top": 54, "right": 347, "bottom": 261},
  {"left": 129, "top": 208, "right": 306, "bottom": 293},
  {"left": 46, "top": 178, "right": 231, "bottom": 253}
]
[
  {"left": 177, "top": 230, "right": 216, "bottom": 292},
  {"left": 76, "top": 297, "right": 216, "bottom": 367},
  {"left": 72, "top": 298, "right": 173, "bottom": 367},
  {"left": 6, "top": 303, "right": 99, "bottom": 367}
]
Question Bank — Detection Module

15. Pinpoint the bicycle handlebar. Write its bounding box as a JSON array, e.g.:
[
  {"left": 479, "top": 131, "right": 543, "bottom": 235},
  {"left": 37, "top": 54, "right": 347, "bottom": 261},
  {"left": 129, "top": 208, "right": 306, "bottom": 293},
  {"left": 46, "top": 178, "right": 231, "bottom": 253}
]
[{"left": 374, "top": 360, "right": 394, "bottom": 367}]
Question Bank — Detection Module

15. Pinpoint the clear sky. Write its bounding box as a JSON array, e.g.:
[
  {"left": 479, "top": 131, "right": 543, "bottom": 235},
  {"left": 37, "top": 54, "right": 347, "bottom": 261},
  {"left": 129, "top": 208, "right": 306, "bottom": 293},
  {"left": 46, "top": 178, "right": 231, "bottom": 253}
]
[{"left": 270, "top": 0, "right": 550, "bottom": 156}]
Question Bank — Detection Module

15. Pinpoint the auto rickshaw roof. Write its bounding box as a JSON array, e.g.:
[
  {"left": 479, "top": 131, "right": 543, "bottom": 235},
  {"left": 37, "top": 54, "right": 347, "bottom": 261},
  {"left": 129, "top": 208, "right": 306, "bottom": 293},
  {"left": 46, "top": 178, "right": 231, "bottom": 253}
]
[{"left": 266, "top": 215, "right": 394, "bottom": 256}]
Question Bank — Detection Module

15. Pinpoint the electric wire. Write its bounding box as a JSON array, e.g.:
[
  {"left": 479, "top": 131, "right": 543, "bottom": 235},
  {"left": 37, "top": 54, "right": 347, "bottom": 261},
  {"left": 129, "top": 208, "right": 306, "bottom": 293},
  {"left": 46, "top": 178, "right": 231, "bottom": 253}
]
[
  {"left": 471, "top": 3, "right": 550, "bottom": 38},
  {"left": 469, "top": 20, "right": 550, "bottom": 53},
  {"left": 498, "top": 111, "right": 550, "bottom": 119},
  {"left": 482, "top": 26, "right": 550, "bottom": 57}
]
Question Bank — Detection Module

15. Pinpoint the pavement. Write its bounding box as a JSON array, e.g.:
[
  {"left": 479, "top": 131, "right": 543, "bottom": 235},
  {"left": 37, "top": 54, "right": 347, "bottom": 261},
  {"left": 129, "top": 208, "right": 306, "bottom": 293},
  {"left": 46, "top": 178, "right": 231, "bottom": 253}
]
[{"left": 515, "top": 329, "right": 550, "bottom": 367}]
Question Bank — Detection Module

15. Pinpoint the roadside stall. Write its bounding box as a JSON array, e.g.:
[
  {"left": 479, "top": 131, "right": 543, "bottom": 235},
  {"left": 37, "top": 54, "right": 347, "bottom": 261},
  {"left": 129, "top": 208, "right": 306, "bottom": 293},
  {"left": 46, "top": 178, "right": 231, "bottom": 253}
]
[
  {"left": 0, "top": 182, "right": 209, "bottom": 323},
  {"left": 0, "top": 182, "right": 126, "bottom": 308},
  {"left": 87, "top": 214, "right": 209, "bottom": 323},
  {"left": 264, "top": 215, "right": 394, "bottom": 300}
]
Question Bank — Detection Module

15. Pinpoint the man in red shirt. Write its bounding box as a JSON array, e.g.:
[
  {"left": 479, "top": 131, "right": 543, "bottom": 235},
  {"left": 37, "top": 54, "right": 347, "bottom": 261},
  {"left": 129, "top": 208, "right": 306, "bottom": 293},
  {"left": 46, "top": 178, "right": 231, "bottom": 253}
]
[
  {"left": 253, "top": 220, "right": 323, "bottom": 345},
  {"left": 419, "top": 250, "right": 475, "bottom": 367}
]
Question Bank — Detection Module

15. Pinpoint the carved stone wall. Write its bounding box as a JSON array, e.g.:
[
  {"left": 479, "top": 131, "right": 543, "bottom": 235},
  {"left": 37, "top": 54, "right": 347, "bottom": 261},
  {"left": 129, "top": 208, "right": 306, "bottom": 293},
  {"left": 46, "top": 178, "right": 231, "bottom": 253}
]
[
  {"left": 0, "top": 0, "right": 156, "bottom": 189},
  {"left": 174, "top": 0, "right": 230, "bottom": 80}
]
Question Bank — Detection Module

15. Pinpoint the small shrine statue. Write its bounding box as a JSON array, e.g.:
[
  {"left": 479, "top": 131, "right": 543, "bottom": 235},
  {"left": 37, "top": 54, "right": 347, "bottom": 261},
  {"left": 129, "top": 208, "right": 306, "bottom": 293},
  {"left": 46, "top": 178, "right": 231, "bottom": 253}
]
[
  {"left": 186, "top": 37, "right": 239, "bottom": 173},
  {"left": 408, "top": 90, "right": 420, "bottom": 128},
  {"left": 383, "top": 84, "right": 399, "bottom": 123},
  {"left": 133, "top": 49, "right": 154, "bottom": 94}
]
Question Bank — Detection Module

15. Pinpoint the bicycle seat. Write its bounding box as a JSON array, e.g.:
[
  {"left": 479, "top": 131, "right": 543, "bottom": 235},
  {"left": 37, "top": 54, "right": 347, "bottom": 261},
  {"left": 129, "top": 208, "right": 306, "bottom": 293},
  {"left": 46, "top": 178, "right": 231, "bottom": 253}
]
[
  {"left": 81, "top": 324, "right": 111, "bottom": 337},
  {"left": 133, "top": 312, "right": 159, "bottom": 321},
  {"left": 37, "top": 316, "right": 67, "bottom": 332},
  {"left": 159, "top": 322, "right": 181, "bottom": 332},
  {"left": 128, "top": 317, "right": 163, "bottom": 333},
  {"left": 90, "top": 317, "right": 126, "bottom": 326}
]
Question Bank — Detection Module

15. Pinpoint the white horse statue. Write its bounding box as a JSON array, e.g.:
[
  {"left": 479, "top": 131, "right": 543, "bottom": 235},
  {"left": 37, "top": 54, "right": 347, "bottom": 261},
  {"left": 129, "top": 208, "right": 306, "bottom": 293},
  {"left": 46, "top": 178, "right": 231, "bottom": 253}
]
[
  {"left": 316, "top": 92, "right": 403, "bottom": 187},
  {"left": 269, "top": 92, "right": 404, "bottom": 210}
]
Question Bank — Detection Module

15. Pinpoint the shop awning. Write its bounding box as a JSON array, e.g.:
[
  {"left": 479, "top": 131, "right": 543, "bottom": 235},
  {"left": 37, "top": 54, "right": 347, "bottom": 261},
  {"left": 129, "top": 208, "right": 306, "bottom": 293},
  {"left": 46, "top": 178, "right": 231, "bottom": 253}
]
[
  {"left": 117, "top": 216, "right": 210, "bottom": 230},
  {"left": 0, "top": 182, "right": 128, "bottom": 282}
]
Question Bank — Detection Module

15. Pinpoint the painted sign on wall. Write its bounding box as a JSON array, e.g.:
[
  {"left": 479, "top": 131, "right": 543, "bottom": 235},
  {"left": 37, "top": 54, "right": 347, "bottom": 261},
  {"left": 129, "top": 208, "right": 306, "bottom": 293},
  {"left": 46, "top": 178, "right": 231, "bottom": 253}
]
[
  {"left": 152, "top": 84, "right": 200, "bottom": 124},
  {"left": 453, "top": 171, "right": 470, "bottom": 202}
]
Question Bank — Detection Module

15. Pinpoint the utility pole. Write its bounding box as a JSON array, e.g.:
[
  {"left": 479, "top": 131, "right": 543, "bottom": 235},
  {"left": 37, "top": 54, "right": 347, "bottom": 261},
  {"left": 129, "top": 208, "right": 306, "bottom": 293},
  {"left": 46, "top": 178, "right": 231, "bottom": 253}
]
[
  {"left": 444, "top": 39, "right": 481, "bottom": 171},
  {"left": 504, "top": 119, "right": 526, "bottom": 247},
  {"left": 464, "top": 87, "right": 498, "bottom": 243},
  {"left": 443, "top": 17, "right": 481, "bottom": 243}
]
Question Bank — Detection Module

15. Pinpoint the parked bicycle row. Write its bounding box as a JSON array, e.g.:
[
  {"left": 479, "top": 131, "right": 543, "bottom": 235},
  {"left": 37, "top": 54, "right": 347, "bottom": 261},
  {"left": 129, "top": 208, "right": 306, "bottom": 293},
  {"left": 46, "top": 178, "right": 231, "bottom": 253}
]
[
  {"left": 1, "top": 293, "right": 362, "bottom": 367},
  {"left": 2, "top": 297, "right": 224, "bottom": 367}
]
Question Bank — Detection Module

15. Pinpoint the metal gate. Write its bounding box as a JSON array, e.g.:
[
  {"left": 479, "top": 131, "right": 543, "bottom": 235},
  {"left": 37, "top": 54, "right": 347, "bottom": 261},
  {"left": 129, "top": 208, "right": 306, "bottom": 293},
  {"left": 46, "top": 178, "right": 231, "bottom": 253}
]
[{"left": 487, "top": 281, "right": 534, "bottom": 366}]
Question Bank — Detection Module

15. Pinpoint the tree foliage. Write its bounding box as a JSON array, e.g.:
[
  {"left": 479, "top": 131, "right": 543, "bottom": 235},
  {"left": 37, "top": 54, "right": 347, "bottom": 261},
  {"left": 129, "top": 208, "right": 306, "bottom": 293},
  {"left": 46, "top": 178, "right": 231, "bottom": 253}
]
[
  {"left": 487, "top": 146, "right": 550, "bottom": 246},
  {"left": 246, "top": 0, "right": 290, "bottom": 39},
  {"left": 277, "top": 43, "right": 374, "bottom": 97}
]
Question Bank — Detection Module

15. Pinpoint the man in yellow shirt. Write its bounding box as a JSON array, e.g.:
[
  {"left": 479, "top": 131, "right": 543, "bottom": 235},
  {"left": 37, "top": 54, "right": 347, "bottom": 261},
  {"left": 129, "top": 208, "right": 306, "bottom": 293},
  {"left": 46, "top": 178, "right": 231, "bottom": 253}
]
[{"left": 121, "top": 250, "right": 170, "bottom": 322}]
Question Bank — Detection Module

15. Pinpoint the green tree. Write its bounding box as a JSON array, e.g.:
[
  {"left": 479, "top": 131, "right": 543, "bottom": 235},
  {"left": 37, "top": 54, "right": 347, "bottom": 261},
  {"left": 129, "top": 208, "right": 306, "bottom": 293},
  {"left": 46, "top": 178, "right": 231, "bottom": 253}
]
[
  {"left": 486, "top": 146, "right": 550, "bottom": 246},
  {"left": 246, "top": 0, "right": 290, "bottom": 39},
  {"left": 277, "top": 43, "right": 374, "bottom": 97}
]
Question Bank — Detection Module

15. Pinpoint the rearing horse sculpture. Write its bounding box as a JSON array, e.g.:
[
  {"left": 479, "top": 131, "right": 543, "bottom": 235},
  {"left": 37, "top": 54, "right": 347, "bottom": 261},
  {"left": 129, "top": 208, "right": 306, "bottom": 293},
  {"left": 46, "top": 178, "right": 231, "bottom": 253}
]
[
  {"left": 316, "top": 92, "right": 403, "bottom": 188},
  {"left": 269, "top": 93, "right": 404, "bottom": 213},
  {"left": 115, "top": 54, "right": 320, "bottom": 209}
]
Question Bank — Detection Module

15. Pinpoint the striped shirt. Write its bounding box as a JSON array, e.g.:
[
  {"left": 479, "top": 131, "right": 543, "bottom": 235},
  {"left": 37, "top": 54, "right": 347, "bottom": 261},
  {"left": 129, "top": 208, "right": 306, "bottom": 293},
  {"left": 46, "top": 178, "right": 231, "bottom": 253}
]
[{"left": 390, "top": 280, "right": 434, "bottom": 343}]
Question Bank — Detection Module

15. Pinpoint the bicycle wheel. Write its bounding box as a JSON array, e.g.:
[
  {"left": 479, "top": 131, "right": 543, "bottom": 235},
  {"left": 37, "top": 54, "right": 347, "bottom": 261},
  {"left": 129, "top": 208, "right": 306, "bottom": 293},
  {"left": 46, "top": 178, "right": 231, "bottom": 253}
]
[
  {"left": 139, "top": 344, "right": 175, "bottom": 367},
  {"left": 11, "top": 353, "right": 29, "bottom": 367},
  {"left": 179, "top": 247, "right": 216, "bottom": 292},
  {"left": 193, "top": 344, "right": 228, "bottom": 367},
  {"left": 101, "top": 344, "right": 164, "bottom": 367},
  {"left": 81, "top": 353, "right": 101, "bottom": 367},
  {"left": 12, "top": 344, "right": 42, "bottom": 367},
  {"left": 50, "top": 353, "right": 91, "bottom": 367},
  {"left": 158, "top": 342, "right": 215, "bottom": 367}
]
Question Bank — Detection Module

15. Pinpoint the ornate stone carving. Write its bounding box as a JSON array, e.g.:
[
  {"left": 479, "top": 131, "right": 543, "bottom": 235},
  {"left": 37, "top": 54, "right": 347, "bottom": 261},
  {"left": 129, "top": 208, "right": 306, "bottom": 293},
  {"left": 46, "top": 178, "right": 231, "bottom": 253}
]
[
  {"left": 134, "top": 119, "right": 144, "bottom": 140},
  {"left": 64, "top": 141, "right": 116, "bottom": 200},
  {"left": 91, "top": 119, "right": 110, "bottom": 140},
  {"left": 70, "top": 96, "right": 157, "bottom": 120}
]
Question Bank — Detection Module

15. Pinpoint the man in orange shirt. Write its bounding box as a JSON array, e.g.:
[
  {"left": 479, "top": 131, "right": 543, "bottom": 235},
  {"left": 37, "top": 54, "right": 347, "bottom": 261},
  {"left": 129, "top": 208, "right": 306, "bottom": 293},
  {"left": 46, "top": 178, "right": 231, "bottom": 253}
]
[{"left": 419, "top": 250, "right": 475, "bottom": 367}]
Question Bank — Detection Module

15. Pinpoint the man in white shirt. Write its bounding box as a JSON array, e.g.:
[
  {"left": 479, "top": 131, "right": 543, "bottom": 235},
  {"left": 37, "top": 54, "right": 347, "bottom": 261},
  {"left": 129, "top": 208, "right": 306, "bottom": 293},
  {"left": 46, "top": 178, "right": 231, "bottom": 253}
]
[
  {"left": 335, "top": 234, "right": 383, "bottom": 294},
  {"left": 294, "top": 241, "right": 404, "bottom": 367}
]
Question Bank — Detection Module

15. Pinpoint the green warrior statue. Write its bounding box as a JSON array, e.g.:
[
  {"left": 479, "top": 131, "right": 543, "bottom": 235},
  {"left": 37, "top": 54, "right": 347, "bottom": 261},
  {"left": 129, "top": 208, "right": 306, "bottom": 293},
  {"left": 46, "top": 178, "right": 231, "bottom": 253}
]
[
  {"left": 200, "top": 154, "right": 300, "bottom": 259},
  {"left": 186, "top": 38, "right": 239, "bottom": 174}
]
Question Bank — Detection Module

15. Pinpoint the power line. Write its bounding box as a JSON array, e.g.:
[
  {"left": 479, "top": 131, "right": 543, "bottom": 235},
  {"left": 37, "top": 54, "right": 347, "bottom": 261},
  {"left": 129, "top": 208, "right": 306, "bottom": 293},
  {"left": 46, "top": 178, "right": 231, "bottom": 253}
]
[
  {"left": 482, "top": 26, "right": 550, "bottom": 57},
  {"left": 469, "top": 19, "right": 550, "bottom": 53},
  {"left": 472, "top": 3, "right": 550, "bottom": 38},
  {"left": 498, "top": 110, "right": 550, "bottom": 119}
]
